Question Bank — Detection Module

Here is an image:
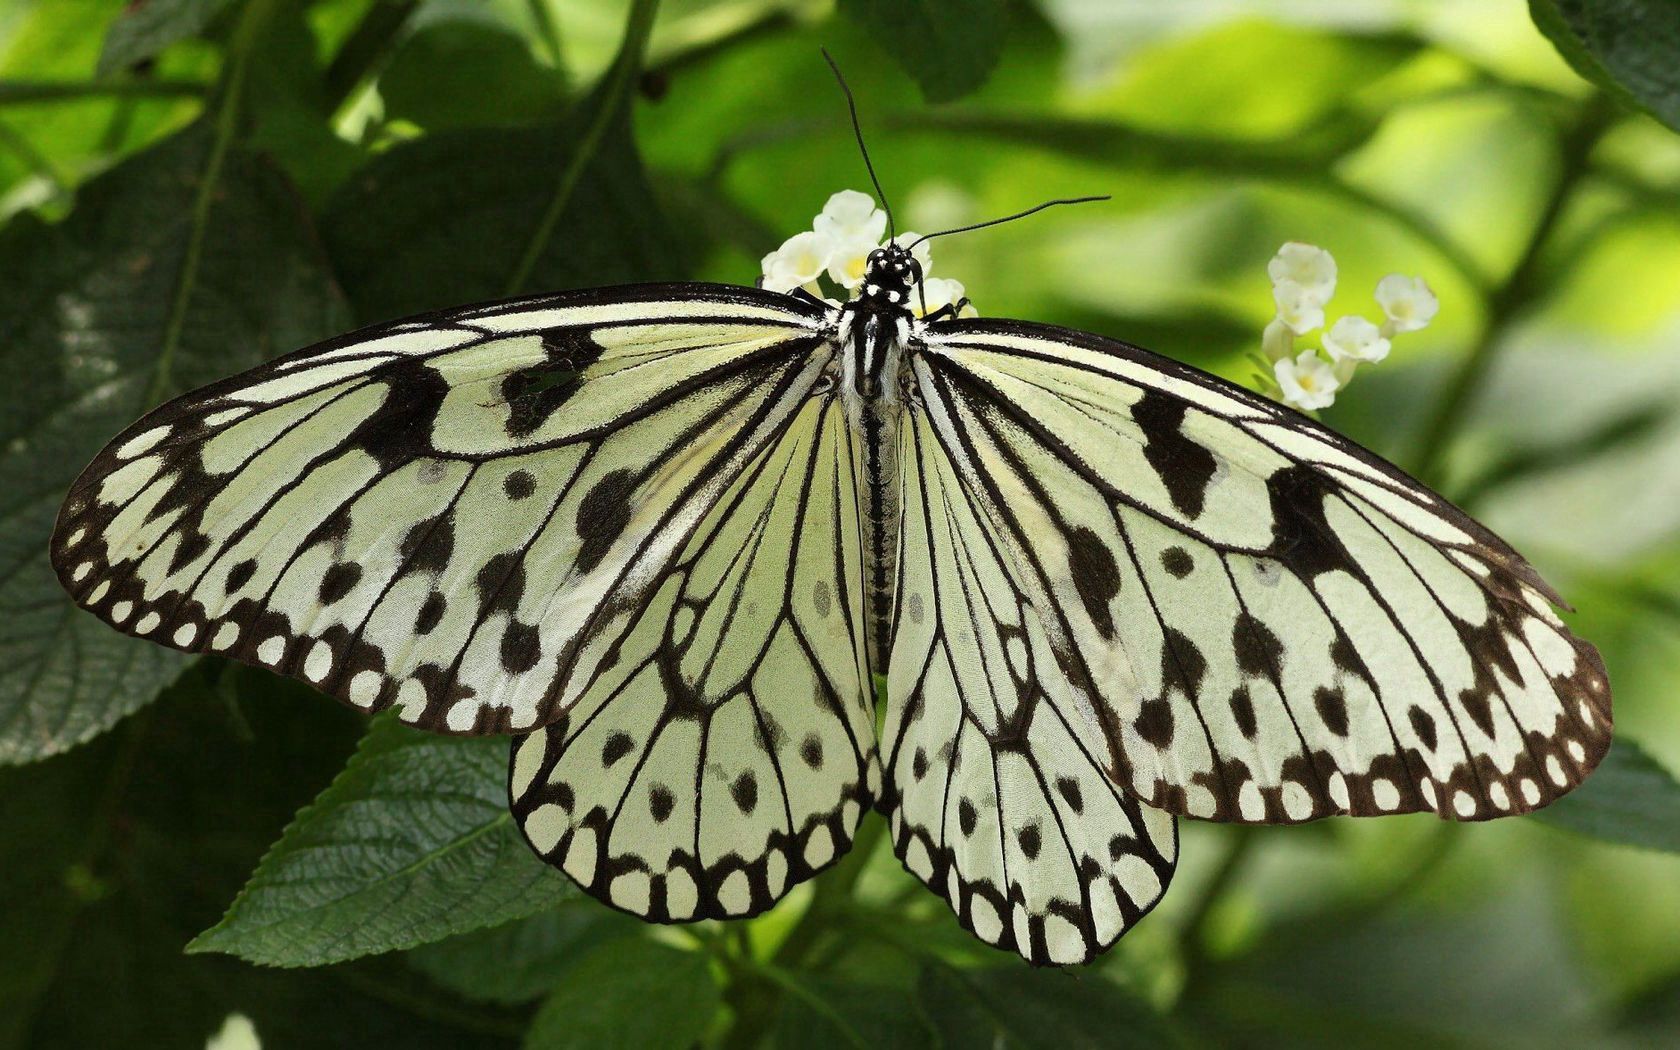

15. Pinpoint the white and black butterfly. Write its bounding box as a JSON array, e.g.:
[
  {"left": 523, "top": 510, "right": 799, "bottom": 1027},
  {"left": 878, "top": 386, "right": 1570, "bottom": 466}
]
[{"left": 49, "top": 86, "right": 1610, "bottom": 967}]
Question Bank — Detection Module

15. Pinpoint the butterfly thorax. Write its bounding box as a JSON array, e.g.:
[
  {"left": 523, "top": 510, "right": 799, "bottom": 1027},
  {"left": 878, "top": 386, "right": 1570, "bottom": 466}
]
[{"left": 839, "top": 245, "right": 919, "bottom": 675}]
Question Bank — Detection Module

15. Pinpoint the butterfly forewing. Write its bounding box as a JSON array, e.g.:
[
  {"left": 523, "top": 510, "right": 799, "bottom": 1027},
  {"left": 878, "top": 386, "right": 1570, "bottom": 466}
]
[
  {"left": 909, "top": 319, "right": 1611, "bottom": 826},
  {"left": 509, "top": 391, "right": 879, "bottom": 920},
  {"left": 51, "top": 285, "right": 832, "bottom": 737}
]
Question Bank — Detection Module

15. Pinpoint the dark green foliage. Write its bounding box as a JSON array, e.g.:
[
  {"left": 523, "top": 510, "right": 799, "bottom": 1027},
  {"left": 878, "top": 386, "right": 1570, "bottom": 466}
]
[
  {"left": 2, "top": 0, "right": 1680, "bottom": 1045},
  {"left": 524, "top": 938, "right": 722, "bottom": 1049},
  {"left": 917, "top": 965, "right": 1181, "bottom": 1048},
  {"left": 189, "top": 714, "right": 574, "bottom": 967},
  {"left": 0, "top": 121, "right": 349, "bottom": 766},
  {"left": 1530, "top": 0, "right": 1680, "bottom": 130},
  {"left": 838, "top": 0, "right": 1007, "bottom": 103},
  {"left": 1534, "top": 738, "right": 1680, "bottom": 852}
]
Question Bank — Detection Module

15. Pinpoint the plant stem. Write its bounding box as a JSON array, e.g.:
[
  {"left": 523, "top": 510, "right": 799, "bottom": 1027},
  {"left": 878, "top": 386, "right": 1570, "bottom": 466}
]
[
  {"left": 1408, "top": 93, "right": 1618, "bottom": 485},
  {"left": 322, "top": 0, "right": 422, "bottom": 112},
  {"left": 1175, "top": 826, "right": 1256, "bottom": 994},
  {"left": 144, "top": 0, "right": 276, "bottom": 409},
  {"left": 503, "top": 0, "right": 661, "bottom": 296}
]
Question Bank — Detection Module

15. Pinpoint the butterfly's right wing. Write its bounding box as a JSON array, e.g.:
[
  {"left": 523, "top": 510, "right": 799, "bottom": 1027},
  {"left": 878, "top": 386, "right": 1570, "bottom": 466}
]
[
  {"left": 52, "top": 284, "right": 833, "bottom": 736},
  {"left": 881, "top": 408, "right": 1177, "bottom": 966}
]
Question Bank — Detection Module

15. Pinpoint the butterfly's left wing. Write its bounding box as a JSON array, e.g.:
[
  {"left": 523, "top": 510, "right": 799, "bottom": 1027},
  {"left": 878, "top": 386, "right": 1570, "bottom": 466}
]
[
  {"left": 51, "top": 284, "right": 834, "bottom": 736},
  {"left": 905, "top": 317, "right": 1609, "bottom": 829}
]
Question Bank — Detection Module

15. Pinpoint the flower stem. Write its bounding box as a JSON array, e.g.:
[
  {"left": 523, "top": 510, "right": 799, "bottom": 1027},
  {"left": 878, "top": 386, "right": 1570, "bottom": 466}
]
[{"left": 1408, "top": 93, "right": 1617, "bottom": 485}]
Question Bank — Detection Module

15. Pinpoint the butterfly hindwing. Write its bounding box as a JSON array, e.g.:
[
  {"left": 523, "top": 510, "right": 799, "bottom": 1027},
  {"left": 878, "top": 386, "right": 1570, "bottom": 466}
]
[
  {"left": 881, "top": 407, "right": 1177, "bottom": 966},
  {"left": 509, "top": 391, "right": 879, "bottom": 920},
  {"left": 911, "top": 319, "right": 1611, "bottom": 825},
  {"left": 51, "top": 285, "right": 832, "bottom": 736}
]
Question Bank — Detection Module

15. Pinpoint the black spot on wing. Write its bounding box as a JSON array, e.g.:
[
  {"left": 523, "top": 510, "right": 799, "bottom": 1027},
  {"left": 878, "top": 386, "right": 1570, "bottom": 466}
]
[
  {"left": 318, "top": 562, "right": 362, "bottom": 605},
  {"left": 1408, "top": 705, "right": 1438, "bottom": 751},
  {"left": 399, "top": 513, "right": 455, "bottom": 575},
  {"left": 1160, "top": 546, "right": 1194, "bottom": 578},
  {"left": 500, "top": 620, "right": 541, "bottom": 673},
  {"left": 1233, "top": 613, "right": 1282, "bottom": 677},
  {"left": 349, "top": 361, "right": 450, "bottom": 469},
  {"left": 1134, "top": 696, "right": 1174, "bottom": 749},
  {"left": 476, "top": 551, "right": 526, "bottom": 614},
  {"left": 1229, "top": 685, "right": 1258, "bottom": 739},
  {"left": 225, "top": 558, "right": 258, "bottom": 593},
  {"left": 502, "top": 330, "right": 606, "bottom": 438},
  {"left": 576, "top": 469, "right": 637, "bottom": 574},
  {"left": 1067, "top": 525, "right": 1120, "bottom": 638},
  {"left": 731, "top": 770, "right": 759, "bottom": 814},
  {"left": 1265, "top": 466, "right": 1356, "bottom": 578},
  {"left": 1315, "top": 686, "right": 1350, "bottom": 737},
  {"left": 649, "top": 784, "right": 674, "bottom": 822},
  {"left": 1133, "top": 389, "right": 1217, "bottom": 518},
  {"left": 504, "top": 470, "right": 536, "bottom": 500},
  {"left": 415, "top": 590, "right": 446, "bottom": 634},
  {"left": 602, "top": 732, "right": 634, "bottom": 767}
]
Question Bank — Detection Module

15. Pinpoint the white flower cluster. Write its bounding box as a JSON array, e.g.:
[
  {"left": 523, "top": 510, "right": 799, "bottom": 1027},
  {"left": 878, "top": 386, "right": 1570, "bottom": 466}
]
[
  {"left": 1258, "top": 241, "right": 1438, "bottom": 412},
  {"left": 760, "top": 190, "right": 973, "bottom": 317}
]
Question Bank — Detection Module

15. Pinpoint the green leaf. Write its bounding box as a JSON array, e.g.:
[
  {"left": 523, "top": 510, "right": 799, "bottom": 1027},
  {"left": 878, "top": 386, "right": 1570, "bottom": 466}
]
[
  {"left": 1532, "top": 737, "right": 1680, "bottom": 853},
  {"left": 524, "top": 938, "right": 721, "bottom": 1050},
  {"left": 97, "top": 0, "right": 238, "bottom": 75},
  {"left": 324, "top": 0, "right": 672, "bottom": 321},
  {"left": 408, "top": 904, "right": 642, "bottom": 1006},
  {"left": 0, "top": 122, "right": 348, "bottom": 765},
  {"left": 189, "top": 716, "right": 571, "bottom": 967},
  {"left": 837, "top": 0, "right": 1007, "bottom": 104},
  {"left": 771, "top": 975, "right": 934, "bottom": 1050},
  {"left": 1529, "top": 0, "right": 1680, "bottom": 131},
  {"left": 379, "top": 20, "right": 567, "bottom": 131},
  {"left": 0, "top": 664, "right": 419, "bottom": 1048},
  {"left": 917, "top": 964, "right": 1180, "bottom": 1049}
]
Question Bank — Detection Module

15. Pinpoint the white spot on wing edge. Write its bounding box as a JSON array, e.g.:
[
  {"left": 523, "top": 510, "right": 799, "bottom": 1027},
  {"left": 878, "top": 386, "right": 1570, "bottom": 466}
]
[{"left": 116, "top": 425, "right": 170, "bottom": 459}]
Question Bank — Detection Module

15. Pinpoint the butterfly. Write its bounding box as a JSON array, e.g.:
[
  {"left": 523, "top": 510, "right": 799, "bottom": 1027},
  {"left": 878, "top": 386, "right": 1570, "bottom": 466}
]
[{"left": 48, "top": 77, "right": 1610, "bottom": 968}]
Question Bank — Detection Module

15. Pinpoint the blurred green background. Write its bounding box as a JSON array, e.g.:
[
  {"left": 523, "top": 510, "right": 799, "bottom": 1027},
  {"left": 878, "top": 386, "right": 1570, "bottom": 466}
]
[{"left": 3, "top": 0, "right": 1680, "bottom": 1047}]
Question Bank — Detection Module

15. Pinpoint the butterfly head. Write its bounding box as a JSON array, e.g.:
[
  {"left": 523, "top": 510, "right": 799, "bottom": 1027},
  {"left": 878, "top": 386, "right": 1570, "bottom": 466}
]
[{"left": 858, "top": 243, "right": 921, "bottom": 311}]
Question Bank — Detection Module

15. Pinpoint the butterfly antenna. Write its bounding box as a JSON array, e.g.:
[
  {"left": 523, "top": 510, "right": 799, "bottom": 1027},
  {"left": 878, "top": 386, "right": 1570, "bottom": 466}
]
[
  {"left": 822, "top": 48, "right": 895, "bottom": 240},
  {"left": 908, "top": 196, "right": 1109, "bottom": 248}
]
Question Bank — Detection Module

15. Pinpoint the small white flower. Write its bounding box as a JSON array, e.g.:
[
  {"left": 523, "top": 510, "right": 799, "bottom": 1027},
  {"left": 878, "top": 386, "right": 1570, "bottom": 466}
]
[
  {"left": 1268, "top": 242, "right": 1336, "bottom": 304},
  {"left": 916, "top": 276, "right": 968, "bottom": 317},
  {"left": 1274, "top": 350, "right": 1340, "bottom": 411},
  {"left": 813, "top": 189, "right": 888, "bottom": 245},
  {"left": 207, "top": 1013, "right": 261, "bottom": 1050},
  {"left": 824, "top": 235, "right": 879, "bottom": 289},
  {"left": 1272, "top": 279, "right": 1325, "bottom": 335},
  {"left": 1374, "top": 274, "right": 1439, "bottom": 332},
  {"left": 1321, "top": 315, "right": 1391, "bottom": 363},
  {"left": 761, "top": 230, "right": 833, "bottom": 293}
]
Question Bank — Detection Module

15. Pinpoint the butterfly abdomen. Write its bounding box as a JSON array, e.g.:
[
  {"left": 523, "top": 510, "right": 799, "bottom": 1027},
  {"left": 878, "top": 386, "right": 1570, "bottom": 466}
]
[{"left": 839, "top": 303, "right": 910, "bottom": 674}]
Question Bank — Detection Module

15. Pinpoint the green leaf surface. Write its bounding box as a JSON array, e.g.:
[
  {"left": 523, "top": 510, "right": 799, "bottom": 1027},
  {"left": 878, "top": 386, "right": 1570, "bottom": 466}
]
[
  {"left": 1529, "top": 0, "right": 1680, "bottom": 131},
  {"left": 524, "top": 938, "right": 721, "bottom": 1050},
  {"left": 771, "top": 974, "right": 934, "bottom": 1050},
  {"left": 323, "top": 90, "right": 677, "bottom": 322},
  {"left": 97, "top": 0, "right": 238, "bottom": 75},
  {"left": 916, "top": 964, "right": 1180, "bottom": 1048},
  {"left": 189, "top": 717, "right": 571, "bottom": 967},
  {"left": 408, "top": 904, "right": 642, "bottom": 1006},
  {"left": 1532, "top": 737, "right": 1680, "bottom": 853},
  {"left": 0, "top": 121, "right": 348, "bottom": 765},
  {"left": 379, "top": 20, "right": 567, "bottom": 131},
  {"left": 837, "top": 0, "right": 1007, "bottom": 103},
  {"left": 0, "top": 664, "right": 506, "bottom": 1048}
]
